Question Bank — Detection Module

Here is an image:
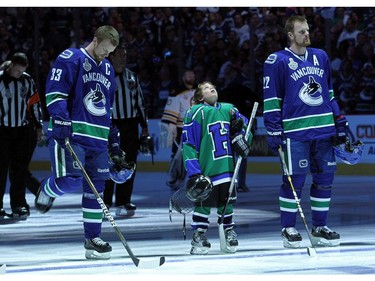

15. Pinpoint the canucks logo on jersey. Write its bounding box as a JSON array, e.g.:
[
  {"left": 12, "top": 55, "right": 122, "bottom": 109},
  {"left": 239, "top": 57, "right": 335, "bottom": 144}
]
[
  {"left": 299, "top": 76, "right": 323, "bottom": 106},
  {"left": 83, "top": 83, "right": 107, "bottom": 116}
]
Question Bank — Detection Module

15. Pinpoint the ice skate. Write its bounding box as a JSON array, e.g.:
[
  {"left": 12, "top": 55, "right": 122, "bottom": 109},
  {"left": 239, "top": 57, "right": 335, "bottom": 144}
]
[
  {"left": 34, "top": 188, "right": 55, "bottom": 214},
  {"left": 84, "top": 237, "right": 112, "bottom": 260},
  {"left": 11, "top": 206, "right": 30, "bottom": 220},
  {"left": 222, "top": 228, "right": 238, "bottom": 253},
  {"left": 190, "top": 229, "right": 211, "bottom": 255},
  {"left": 311, "top": 226, "right": 340, "bottom": 247},
  {"left": 0, "top": 209, "right": 11, "bottom": 221},
  {"left": 281, "top": 227, "right": 302, "bottom": 248},
  {"left": 115, "top": 203, "right": 136, "bottom": 217}
]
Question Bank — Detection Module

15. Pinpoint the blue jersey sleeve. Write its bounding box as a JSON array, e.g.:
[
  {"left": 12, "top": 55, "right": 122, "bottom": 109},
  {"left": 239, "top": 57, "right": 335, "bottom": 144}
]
[
  {"left": 263, "top": 52, "right": 284, "bottom": 133},
  {"left": 46, "top": 49, "right": 79, "bottom": 119}
]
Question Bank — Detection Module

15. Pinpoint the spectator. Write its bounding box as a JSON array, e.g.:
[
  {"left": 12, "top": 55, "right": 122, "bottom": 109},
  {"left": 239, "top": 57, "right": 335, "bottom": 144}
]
[
  {"left": 160, "top": 69, "right": 197, "bottom": 190},
  {"left": 356, "top": 62, "right": 375, "bottom": 113}
]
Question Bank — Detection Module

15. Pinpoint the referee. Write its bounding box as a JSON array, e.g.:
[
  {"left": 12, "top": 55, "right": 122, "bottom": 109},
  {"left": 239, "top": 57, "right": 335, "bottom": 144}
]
[
  {"left": 103, "top": 44, "right": 149, "bottom": 217},
  {"left": 0, "top": 52, "right": 44, "bottom": 220}
]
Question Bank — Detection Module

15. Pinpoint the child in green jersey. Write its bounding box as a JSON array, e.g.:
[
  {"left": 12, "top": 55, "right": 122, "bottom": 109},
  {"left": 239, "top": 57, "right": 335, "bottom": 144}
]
[{"left": 182, "top": 81, "right": 252, "bottom": 255}]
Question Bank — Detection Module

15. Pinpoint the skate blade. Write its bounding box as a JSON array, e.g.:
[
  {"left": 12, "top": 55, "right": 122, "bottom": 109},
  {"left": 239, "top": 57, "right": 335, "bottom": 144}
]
[
  {"left": 85, "top": 249, "right": 111, "bottom": 260},
  {"left": 312, "top": 237, "right": 340, "bottom": 247},
  {"left": 283, "top": 240, "right": 301, "bottom": 248},
  {"left": 221, "top": 246, "right": 237, "bottom": 254},
  {"left": 190, "top": 246, "right": 209, "bottom": 255},
  {"left": 10, "top": 214, "right": 28, "bottom": 221}
]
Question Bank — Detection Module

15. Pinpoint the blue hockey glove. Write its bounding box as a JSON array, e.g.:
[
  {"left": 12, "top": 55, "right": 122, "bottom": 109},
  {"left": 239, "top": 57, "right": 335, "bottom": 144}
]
[
  {"left": 335, "top": 116, "right": 349, "bottom": 145},
  {"left": 52, "top": 116, "right": 72, "bottom": 148},
  {"left": 230, "top": 134, "right": 250, "bottom": 158},
  {"left": 108, "top": 126, "right": 120, "bottom": 156},
  {"left": 267, "top": 131, "right": 285, "bottom": 155}
]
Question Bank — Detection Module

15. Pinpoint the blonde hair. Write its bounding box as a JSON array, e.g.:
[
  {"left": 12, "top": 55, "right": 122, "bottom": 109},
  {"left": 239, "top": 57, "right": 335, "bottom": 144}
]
[{"left": 94, "top": 25, "right": 120, "bottom": 47}]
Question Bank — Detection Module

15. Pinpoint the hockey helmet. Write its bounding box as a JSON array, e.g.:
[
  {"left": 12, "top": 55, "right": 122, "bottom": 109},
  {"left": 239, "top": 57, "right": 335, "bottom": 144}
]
[
  {"left": 185, "top": 175, "right": 213, "bottom": 202},
  {"left": 108, "top": 150, "right": 136, "bottom": 183},
  {"left": 139, "top": 135, "right": 154, "bottom": 156},
  {"left": 334, "top": 140, "right": 364, "bottom": 165}
]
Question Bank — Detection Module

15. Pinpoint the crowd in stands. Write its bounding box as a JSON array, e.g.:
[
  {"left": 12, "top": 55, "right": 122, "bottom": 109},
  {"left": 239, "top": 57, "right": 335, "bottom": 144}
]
[{"left": 1, "top": 7, "right": 374, "bottom": 118}]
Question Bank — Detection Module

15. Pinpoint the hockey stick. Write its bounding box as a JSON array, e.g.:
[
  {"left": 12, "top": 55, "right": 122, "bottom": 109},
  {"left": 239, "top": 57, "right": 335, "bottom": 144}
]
[
  {"left": 218, "top": 102, "right": 258, "bottom": 252},
  {"left": 278, "top": 147, "right": 317, "bottom": 257},
  {"left": 65, "top": 139, "right": 166, "bottom": 268}
]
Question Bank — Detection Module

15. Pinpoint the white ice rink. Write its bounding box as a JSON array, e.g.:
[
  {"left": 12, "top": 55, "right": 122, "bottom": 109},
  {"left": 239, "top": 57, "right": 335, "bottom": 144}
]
[{"left": 1, "top": 170, "right": 375, "bottom": 280}]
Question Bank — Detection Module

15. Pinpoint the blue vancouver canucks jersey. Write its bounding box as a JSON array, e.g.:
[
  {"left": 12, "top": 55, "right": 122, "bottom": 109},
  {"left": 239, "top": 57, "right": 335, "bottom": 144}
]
[
  {"left": 46, "top": 48, "right": 116, "bottom": 150},
  {"left": 263, "top": 47, "right": 340, "bottom": 141}
]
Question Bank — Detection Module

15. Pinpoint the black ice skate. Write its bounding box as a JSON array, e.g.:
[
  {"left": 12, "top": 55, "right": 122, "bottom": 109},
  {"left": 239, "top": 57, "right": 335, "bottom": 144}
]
[
  {"left": 35, "top": 188, "right": 55, "bottom": 214},
  {"left": 11, "top": 206, "right": 30, "bottom": 220},
  {"left": 311, "top": 226, "right": 340, "bottom": 247},
  {"left": 115, "top": 203, "right": 136, "bottom": 217},
  {"left": 0, "top": 208, "right": 12, "bottom": 221},
  {"left": 84, "top": 237, "right": 112, "bottom": 260},
  {"left": 281, "top": 227, "right": 302, "bottom": 248},
  {"left": 190, "top": 229, "right": 211, "bottom": 255},
  {"left": 222, "top": 228, "right": 238, "bottom": 253}
]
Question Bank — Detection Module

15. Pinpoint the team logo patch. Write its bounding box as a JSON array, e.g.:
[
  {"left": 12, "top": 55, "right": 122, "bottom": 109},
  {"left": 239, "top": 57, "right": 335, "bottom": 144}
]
[
  {"left": 288, "top": 58, "right": 298, "bottom": 70},
  {"left": 83, "top": 58, "right": 92, "bottom": 72},
  {"left": 83, "top": 83, "right": 107, "bottom": 116},
  {"left": 265, "top": 54, "right": 277, "bottom": 64},
  {"left": 299, "top": 159, "right": 308, "bottom": 168},
  {"left": 298, "top": 76, "right": 323, "bottom": 106}
]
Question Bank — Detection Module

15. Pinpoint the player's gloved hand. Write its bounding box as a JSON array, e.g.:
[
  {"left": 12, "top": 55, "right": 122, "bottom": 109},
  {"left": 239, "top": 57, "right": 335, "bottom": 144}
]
[
  {"left": 335, "top": 115, "right": 349, "bottom": 145},
  {"left": 108, "top": 126, "right": 120, "bottom": 156},
  {"left": 267, "top": 131, "right": 285, "bottom": 155},
  {"left": 230, "top": 134, "right": 250, "bottom": 158},
  {"left": 52, "top": 116, "right": 72, "bottom": 148},
  {"left": 230, "top": 115, "right": 244, "bottom": 136},
  {"left": 110, "top": 149, "right": 135, "bottom": 172}
]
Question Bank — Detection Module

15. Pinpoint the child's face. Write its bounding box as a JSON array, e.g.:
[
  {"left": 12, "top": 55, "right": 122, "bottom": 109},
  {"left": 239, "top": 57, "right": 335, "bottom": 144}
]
[{"left": 201, "top": 83, "right": 218, "bottom": 105}]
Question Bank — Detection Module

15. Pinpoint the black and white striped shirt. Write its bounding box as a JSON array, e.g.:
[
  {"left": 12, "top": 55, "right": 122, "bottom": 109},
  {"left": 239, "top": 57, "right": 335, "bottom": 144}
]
[
  {"left": 112, "top": 68, "right": 148, "bottom": 128},
  {"left": 0, "top": 70, "right": 43, "bottom": 128}
]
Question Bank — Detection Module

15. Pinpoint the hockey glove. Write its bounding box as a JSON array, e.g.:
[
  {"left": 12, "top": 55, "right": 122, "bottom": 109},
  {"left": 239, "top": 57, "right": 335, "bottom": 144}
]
[
  {"left": 108, "top": 126, "right": 120, "bottom": 156},
  {"left": 52, "top": 116, "right": 72, "bottom": 148},
  {"left": 230, "top": 115, "right": 244, "bottom": 136},
  {"left": 267, "top": 131, "right": 285, "bottom": 155},
  {"left": 231, "top": 134, "right": 250, "bottom": 158},
  {"left": 335, "top": 115, "right": 349, "bottom": 145}
]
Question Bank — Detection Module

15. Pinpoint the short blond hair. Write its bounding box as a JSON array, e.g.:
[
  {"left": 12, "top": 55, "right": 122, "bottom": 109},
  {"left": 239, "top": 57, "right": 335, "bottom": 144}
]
[{"left": 94, "top": 25, "right": 120, "bottom": 47}]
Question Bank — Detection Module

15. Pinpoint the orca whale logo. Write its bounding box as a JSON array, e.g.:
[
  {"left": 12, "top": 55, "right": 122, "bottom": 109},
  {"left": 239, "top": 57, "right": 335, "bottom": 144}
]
[
  {"left": 298, "top": 76, "right": 323, "bottom": 106},
  {"left": 83, "top": 84, "right": 107, "bottom": 116}
]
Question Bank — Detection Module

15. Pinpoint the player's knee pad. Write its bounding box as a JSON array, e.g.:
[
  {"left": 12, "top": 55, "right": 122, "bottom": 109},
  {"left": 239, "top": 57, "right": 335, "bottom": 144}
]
[
  {"left": 312, "top": 173, "right": 334, "bottom": 186},
  {"left": 311, "top": 183, "right": 332, "bottom": 190},
  {"left": 281, "top": 183, "right": 302, "bottom": 198},
  {"left": 282, "top": 174, "right": 305, "bottom": 189}
]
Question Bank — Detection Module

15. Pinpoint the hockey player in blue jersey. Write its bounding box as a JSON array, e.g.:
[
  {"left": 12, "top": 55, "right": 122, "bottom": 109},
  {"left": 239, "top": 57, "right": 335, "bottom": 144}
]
[
  {"left": 34, "top": 25, "right": 122, "bottom": 260},
  {"left": 263, "top": 16, "right": 349, "bottom": 249}
]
